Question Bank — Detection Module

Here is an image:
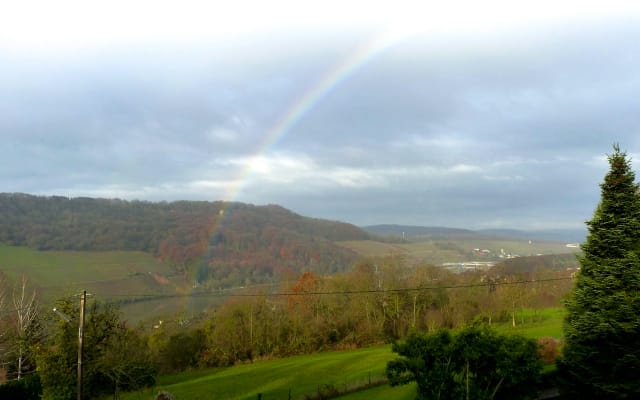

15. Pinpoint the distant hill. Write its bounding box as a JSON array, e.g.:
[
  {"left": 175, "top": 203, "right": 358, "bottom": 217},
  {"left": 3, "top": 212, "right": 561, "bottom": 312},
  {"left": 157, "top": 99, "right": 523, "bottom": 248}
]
[
  {"left": 476, "top": 228, "right": 586, "bottom": 244},
  {"left": 364, "top": 224, "right": 586, "bottom": 243},
  {"left": 0, "top": 193, "right": 369, "bottom": 288},
  {"left": 363, "top": 225, "right": 482, "bottom": 240}
]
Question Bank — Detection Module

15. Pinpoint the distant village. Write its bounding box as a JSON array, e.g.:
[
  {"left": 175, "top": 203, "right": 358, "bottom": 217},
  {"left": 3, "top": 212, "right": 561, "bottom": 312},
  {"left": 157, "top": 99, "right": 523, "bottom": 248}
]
[{"left": 441, "top": 243, "right": 580, "bottom": 274}]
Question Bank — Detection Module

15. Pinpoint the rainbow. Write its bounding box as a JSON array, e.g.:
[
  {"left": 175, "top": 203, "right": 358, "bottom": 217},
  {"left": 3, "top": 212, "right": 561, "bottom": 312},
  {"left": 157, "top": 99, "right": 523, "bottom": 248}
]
[
  {"left": 188, "top": 29, "right": 409, "bottom": 296},
  {"left": 171, "top": 29, "right": 413, "bottom": 317},
  {"left": 259, "top": 32, "right": 401, "bottom": 154},
  {"left": 225, "top": 28, "right": 407, "bottom": 203}
]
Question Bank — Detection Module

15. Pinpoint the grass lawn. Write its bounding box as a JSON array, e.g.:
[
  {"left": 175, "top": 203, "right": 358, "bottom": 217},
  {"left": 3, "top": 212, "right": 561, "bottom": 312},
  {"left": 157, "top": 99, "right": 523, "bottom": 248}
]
[
  {"left": 493, "top": 307, "right": 565, "bottom": 339},
  {"left": 119, "top": 346, "right": 397, "bottom": 400},
  {"left": 336, "top": 382, "right": 416, "bottom": 399}
]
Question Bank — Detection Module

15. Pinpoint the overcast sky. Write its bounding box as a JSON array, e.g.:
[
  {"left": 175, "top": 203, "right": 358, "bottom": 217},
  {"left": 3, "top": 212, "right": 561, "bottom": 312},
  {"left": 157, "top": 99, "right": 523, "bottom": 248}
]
[{"left": 2, "top": 1, "right": 640, "bottom": 230}]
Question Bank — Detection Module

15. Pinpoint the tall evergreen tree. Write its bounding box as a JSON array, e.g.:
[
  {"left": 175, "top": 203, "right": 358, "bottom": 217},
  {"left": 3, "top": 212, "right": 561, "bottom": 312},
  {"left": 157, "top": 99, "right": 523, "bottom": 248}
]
[{"left": 559, "top": 145, "right": 640, "bottom": 397}]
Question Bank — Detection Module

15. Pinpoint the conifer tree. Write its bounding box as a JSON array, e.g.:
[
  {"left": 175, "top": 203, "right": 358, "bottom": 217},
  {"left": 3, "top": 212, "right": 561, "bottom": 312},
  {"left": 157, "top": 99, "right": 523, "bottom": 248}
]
[{"left": 559, "top": 145, "right": 640, "bottom": 397}]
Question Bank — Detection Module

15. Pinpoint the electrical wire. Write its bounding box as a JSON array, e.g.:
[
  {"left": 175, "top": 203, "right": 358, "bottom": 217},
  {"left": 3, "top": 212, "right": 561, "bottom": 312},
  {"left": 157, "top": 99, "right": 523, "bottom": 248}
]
[
  {"left": 99, "top": 276, "right": 575, "bottom": 299},
  {"left": 0, "top": 276, "right": 575, "bottom": 316}
]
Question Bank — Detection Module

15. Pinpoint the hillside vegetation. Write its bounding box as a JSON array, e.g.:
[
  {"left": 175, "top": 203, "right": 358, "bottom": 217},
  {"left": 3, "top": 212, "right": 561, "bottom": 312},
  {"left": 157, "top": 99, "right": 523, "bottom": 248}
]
[
  {"left": 0, "top": 195, "right": 578, "bottom": 398},
  {"left": 0, "top": 193, "right": 368, "bottom": 288},
  {"left": 0, "top": 193, "right": 583, "bottom": 327}
]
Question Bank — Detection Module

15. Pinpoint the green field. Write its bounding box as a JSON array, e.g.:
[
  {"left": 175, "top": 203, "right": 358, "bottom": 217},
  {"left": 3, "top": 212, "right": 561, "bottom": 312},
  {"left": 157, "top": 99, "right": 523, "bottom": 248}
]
[
  {"left": 0, "top": 244, "right": 194, "bottom": 321},
  {"left": 493, "top": 307, "right": 565, "bottom": 339},
  {"left": 0, "top": 244, "right": 174, "bottom": 286},
  {"left": 336, "top": 382, "right": 416, "bottom": 399},
  {"left": 117, "top": 307, "right": 565, "bottom": 400},
  {"left": 119, "top": 346, "right": 397, "bottom": 400}
]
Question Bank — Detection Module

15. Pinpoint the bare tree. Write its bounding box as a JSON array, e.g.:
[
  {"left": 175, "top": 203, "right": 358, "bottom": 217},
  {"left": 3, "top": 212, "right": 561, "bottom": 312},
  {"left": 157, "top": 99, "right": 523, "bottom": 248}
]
[{"left": 12, "top": 275, "right": 38, "bottom": 379}]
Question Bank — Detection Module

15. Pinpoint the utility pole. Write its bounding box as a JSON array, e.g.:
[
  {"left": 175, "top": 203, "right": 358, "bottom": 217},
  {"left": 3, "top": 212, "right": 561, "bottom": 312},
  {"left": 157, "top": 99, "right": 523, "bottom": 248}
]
[
  {"left": 77, "top": 290, "right": 86, "bottom": 400},
  {"left": 52, "top": 290, "right": 90, "bottom": 400}
]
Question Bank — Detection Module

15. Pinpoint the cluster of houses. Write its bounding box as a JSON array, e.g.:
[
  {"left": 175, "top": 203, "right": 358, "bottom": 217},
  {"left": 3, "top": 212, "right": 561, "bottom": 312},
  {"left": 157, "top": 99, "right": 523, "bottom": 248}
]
[
  {"left": 441, "top": 261, "right": 496, "bottom": 274},
  {"left": 473, "top": 248, "right": 521, "bottom": 259},
  {"left": 441, "top": 247, "right": 525, "bottom": 273}
]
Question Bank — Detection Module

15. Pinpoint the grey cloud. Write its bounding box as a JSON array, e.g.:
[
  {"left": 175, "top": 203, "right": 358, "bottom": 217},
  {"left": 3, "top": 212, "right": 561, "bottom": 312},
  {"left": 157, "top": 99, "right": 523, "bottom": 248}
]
[{"left": 2, "top": 20, "right": 639, "bottom": 229}]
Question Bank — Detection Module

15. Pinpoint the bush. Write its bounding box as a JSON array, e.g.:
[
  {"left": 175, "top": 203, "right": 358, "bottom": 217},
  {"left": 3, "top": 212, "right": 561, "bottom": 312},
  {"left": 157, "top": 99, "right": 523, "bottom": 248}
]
[
  {"left": 0, "top": 374, "right": 42, "bottom": 400},
  {"left": 537, "top": 337, "right": 560, "bottom": 364},
  {"left": 386, "top": 325, "right": 543, "bottom": 400},
  {"left": 157, "top": 329, "right": 207, "bottom": 373},
  {"left": 155, "top": 391, "right": 175, "bottom": 400}
]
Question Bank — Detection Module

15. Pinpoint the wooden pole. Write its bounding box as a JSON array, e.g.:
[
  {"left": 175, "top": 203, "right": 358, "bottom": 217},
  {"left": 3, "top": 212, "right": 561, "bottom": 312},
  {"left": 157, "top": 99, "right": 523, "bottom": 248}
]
[{"left": 77, "top": 290, "right": 86, "bottom": 400}]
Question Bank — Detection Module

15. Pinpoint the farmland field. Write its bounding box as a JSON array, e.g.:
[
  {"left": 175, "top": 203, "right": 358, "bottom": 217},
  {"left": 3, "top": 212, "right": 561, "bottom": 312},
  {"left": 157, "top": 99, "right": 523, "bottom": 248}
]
[{"left": 0, "top": 244, "right": 190, "bottom": 321}]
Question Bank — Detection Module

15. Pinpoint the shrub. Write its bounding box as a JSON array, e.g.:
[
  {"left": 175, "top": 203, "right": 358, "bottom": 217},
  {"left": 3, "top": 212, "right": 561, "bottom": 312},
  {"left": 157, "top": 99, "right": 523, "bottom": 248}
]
[
  {"left": 537, "top": 337, "right": 560, "bottom": 364},
  {"left": 155, "top": 390, "right": 175, "bottom": 400},
  {"left": 387, "top": 325, "right": 543, "bottom": 400},
  {"left": 0, "top": 374, "right": 42, "bottom": 400}
]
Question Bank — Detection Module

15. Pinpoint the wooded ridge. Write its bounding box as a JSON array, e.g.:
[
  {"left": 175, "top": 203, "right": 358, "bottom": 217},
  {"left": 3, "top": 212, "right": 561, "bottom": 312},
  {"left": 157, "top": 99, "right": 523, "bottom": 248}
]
[{"left": 0, "top": 193, "right": 369, "bottom": 287}]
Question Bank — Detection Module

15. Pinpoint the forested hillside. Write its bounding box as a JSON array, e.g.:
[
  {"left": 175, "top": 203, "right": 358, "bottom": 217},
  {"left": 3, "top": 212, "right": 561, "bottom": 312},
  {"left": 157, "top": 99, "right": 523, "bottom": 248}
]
[{"left": 0, "top": 193, "right": 369, "bottom": 286}]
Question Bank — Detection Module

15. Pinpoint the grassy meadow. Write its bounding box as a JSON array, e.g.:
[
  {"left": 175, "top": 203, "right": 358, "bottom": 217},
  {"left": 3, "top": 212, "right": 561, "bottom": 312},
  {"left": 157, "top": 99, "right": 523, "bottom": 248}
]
[
  {"left": 0, "top": 244, "right": 174, "bottom": 287},
  {"left": 337, "top": 382, "right": 416, "bottom": 400},
  {"left": 493, "top": 307, "right": 565, "bottom": 339},
  {"left": 0, "top": 244, "right": 198, "bottom": 321},
  {"left": 119, "top": 345, "right": 397, "bottom": 400}
]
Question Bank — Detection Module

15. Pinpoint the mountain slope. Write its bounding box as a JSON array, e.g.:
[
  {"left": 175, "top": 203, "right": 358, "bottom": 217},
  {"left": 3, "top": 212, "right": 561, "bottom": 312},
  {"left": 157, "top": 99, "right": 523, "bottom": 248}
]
[{"left": 0, "top": 194, "right": 369, "bottom": 287}]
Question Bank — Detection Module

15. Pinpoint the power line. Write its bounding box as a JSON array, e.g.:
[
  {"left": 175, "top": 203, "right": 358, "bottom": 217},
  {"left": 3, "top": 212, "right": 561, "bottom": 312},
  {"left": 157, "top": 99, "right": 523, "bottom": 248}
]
[
  {"left": 99, "top": 276, "right": 575, "bottom": 300},
  {"left": 0, "top": 277, "right": 575, "bottom": 315}
]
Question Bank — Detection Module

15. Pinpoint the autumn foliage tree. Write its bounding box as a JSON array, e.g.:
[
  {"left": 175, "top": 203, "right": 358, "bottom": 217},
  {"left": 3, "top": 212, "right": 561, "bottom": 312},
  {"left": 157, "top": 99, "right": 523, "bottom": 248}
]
[{"left": 559, "top": 145, "right": 640, "bottom": 397}]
